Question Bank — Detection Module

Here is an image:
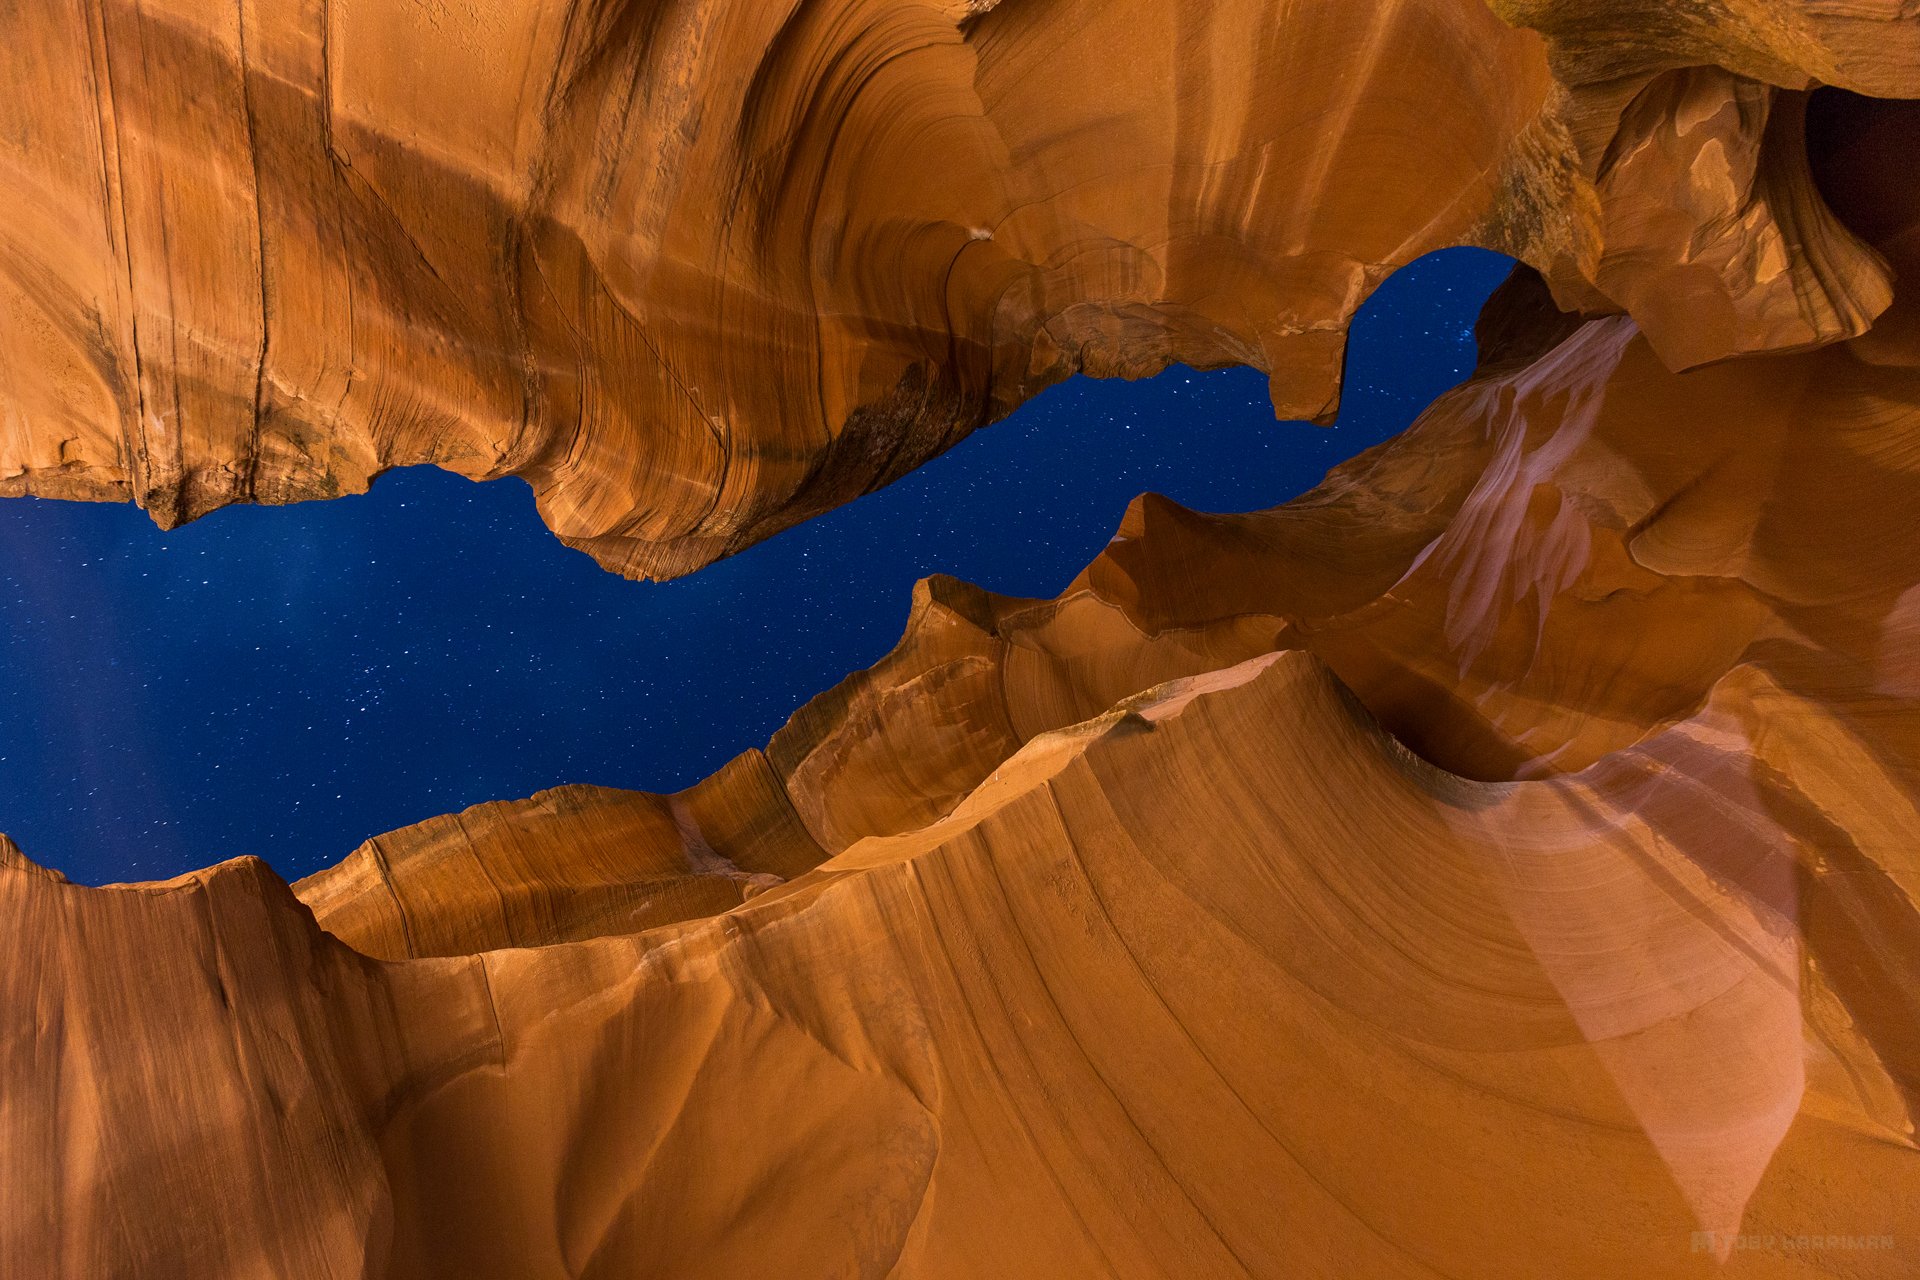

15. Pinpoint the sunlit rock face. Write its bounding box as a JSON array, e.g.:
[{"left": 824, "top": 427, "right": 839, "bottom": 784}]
[{"left": 5, "top": 3, "right": 1920, "bottom": 1279}]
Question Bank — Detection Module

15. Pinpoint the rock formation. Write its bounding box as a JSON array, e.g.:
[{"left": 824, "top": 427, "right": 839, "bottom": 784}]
[
  {"left": 5, "top": 2, "right": 1920, "bottom": 1277},
  {"left": 3, "top": 0, "right": 1911, "bottom": 578}
]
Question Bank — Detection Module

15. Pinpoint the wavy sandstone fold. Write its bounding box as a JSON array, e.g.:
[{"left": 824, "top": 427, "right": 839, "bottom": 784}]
[
  {"left": 6, "top": 3, "right": 1920, "bottom": 1278},
  {"left": 0, "top": 0, "right": 1909, "bottom": 578}
]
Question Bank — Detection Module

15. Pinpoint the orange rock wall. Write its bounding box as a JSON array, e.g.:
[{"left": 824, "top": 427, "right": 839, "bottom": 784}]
[
  {"left": 4, "top": 4, "right": 1920, "bottom": 1278},
  {"left": 1, "top": 0, "right": 1907, "bottom": 577}
]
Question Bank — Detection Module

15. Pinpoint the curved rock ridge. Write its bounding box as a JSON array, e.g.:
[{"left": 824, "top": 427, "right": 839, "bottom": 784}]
[
  {"left": 6, "top": 82, "right": 1919, "bottom": 1276},
  {"left": 0, "top": 0, "right": 1903, "bottom": 578},
  {"left": 294, "top": 761, "right": 822, "bottom": 959},
  {"left": 6, "top": 647, "right": 1917, "bottom": 1276},
  {"left": 6, "top": 10, "right": 1920, "bottom": 1280}
]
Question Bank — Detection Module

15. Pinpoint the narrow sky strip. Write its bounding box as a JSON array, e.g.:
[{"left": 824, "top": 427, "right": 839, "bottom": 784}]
[{"left": 0, "top": 248, "right": 1513, "bottom": 883}]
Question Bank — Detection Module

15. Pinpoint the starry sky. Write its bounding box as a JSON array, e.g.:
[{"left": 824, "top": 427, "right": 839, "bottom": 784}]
[{"left": 0, "top": 248, "right": 1513, "bottom": 885}]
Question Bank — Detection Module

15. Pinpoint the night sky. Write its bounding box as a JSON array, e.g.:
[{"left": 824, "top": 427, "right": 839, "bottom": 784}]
[{"left": 0, "top": 248, "right": 1512, "bottom": 885}]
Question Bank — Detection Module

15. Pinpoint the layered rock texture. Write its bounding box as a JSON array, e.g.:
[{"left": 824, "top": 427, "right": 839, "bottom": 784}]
[
  {"left": 2, "top": 0, "right": 1912, "bottom": 578},
  {"left": 5, "top": 2, "right": 1920, "bottom": 1277}
]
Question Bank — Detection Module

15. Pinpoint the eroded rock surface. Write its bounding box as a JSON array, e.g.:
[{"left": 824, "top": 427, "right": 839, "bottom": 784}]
[
  {"left": 4, "top": 4, "right": 1920, "bottom": 1278},
  {"left": 1, "top": 0, "right": 1906, "bottom": 578}
]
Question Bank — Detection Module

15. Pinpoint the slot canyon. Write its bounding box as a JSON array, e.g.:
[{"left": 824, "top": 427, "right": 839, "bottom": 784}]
[{"left": 3, "top": 0, "right": 1920, "bottom": 1276}]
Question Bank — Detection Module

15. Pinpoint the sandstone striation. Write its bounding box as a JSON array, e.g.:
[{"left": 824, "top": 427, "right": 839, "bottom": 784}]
[
  {"left": 5, "top": 2, "right": 1920, "bottom": 1278},
  {"left": 0, "top": 0, "right": 1907, "bottom": 578},
  {"left": 295, "top": 765, "right": 821, "bottom": 959}
]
